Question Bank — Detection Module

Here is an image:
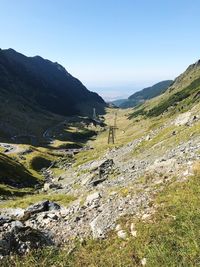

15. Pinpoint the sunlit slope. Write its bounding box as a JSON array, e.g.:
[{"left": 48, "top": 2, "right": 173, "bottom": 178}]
[{"left": 129, "top": 60, "right": 200, "bottom": 118}]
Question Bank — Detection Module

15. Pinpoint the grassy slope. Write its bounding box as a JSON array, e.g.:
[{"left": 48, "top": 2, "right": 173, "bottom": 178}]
[
  {"left": 0, "top": 120, "right": 100, "bottom": 199},
  {"left": 2, "top": 163, "right": 200, "bottom": 267},
  {"left": 0, "top": 152, "right": 40, "bottom": 197},
  {"left": 0, "top": 193, "right": 75, "bottom": 209},
  {"left": 129, "top": 63, "right": 200, "bottom": 119},
  {"left": 0, "top": 145, "right": 68, "bottom": 198}
]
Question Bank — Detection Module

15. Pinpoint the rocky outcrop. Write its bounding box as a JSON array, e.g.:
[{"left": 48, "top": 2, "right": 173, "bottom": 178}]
[{"left": 0, "top": 226, "right": 53, "bottom": 256}]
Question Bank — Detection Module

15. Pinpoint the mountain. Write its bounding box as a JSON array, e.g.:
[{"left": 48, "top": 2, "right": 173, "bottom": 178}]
[
  {"left": 111, "top": 99, "right": 127, "bottom": 107},
  {"left": 129, "top": 59, "right": 200, "bottom": 118},
  {"left": 0, "top": 48, "right": 106, "bottom": 139},
  {"left": 119, "top": 80, "right": 173, "bottom": 108}
]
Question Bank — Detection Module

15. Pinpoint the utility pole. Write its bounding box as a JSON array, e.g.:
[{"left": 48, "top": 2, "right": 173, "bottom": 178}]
[
  {"left": 114, "top": 112, "right": 117, "bottom": 137},
  {"left": 107, "top": 112, "right": 118, "bottom": 144},
  {"left": 108, "top": 126, "right": 115, "bottom": 144}
]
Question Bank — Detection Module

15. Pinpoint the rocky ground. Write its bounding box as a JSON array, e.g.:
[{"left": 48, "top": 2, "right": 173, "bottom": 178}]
[{"left": 1, "top": 110, "right": 200, "bottom": 258}]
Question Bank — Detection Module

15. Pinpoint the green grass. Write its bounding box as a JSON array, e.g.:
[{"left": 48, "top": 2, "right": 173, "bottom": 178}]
[
  {"left": 0, "top": 193, "right": 76, "bottom": 209},
  {"left": 0, "top": 184, "right": 33, "bottom": 198},
  {"left": 0, "top": 153, "right": 40, "bottom": 190},
  {"left": 2, "top": 165, "right": 200, "bottom": 266},
  {"left": 129, "top": 76, "right": 200, "bottom": 119}
]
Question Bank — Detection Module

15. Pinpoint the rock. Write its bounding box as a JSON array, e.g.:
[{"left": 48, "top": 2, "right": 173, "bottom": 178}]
[
  {"left": 1, "top": 208, "right": 24, "bottom": 220},
  {"left": 99, "top": 159, "right": 114, "bottom": 171},
  {"left": 130, "top": 223, "right": 137, "bottom": 237},
  {"left": 0, "top": 215, "right": 11, "bottom": 226},
  {"left": 43, "top": 182, "right": 63, "bottom": 191},
  {"left": 131, "top": 230, "right": 137, "bottom": 237},
  {"left": 89, "top": 177, "right": 107, "bottom": 186},
  {"left": 115, "top": 224, "right": 122, "bottom": 231},
  {"left": 141, "top": 258, "right": 147, "bottom": 266},
  {"left": 90, "top": 218, "right": 105, "bottom": 238},
  {"left": 43, "top": 183, "right": 51, "bottom": 191},
  {"left": 117, "top": 230, "right": 127, "bottom": 240},
  {"left": 141, "top": 214, "right": 151, "bottom": 220},
  {"left": 85, "top": 192, "right": 101, "bottom": 206},
  {"left": 88, "top": 159, "right": 114, "bottom": 186},
  {"left": 173, "top": 112, "right": 191, "bottom": 126},
  {"left": 11, "top": 221, "right": 24, "bottom": 229},
  {"left": 0, "top": 226, "right": 53, "bottom": 255},
  {"left": 47, "top": 213, "right": 58, "bottom": 220},
  {"left": 145, "top": 135, "right": 151, "bottom": 141},
  {"left": 0, "top": 240, "right": 9, "bottom": 256},
  {"left": 48, "top": 202, "right": 61, "bottom": 211},
  {"left": 23, "top": 201, "right": 61, "bottom": 220},
  {"left": 25, "top": 200, "right": 50, "bottom": 215}
]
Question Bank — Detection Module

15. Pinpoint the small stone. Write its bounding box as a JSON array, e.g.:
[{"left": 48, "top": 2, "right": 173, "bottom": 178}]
[
  {"left": 141, "top": 214, "right": 151, "bottom": 220},
  {"left": 145, "top": 135, "right": 151, "bottom": 141},
  {"left": 85, "top": 192, "right": 101, "bottom": 206},
  {"left": 130, "top": 223, "right": 137, "bottom": 237},
  {"left": 131, "top": 230, "right": 137, "bottom": 237},
  {"left": 141, "top": 258, "right": 147, "bottom": 266},
  {"left": 115, "top": 224, "right": 122, "bottom": 231},
  {"left": 117, "top": 230, "right": 127, "bottom": 240},
  {"left": 11, "top": 221, "right": 24, "bottom": 229}
]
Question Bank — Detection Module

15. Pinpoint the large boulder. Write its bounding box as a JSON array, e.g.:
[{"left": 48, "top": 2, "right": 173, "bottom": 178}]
[
  {"left": 21, "top": 200, "right": 61, "bottom": 221},
  {"left": 0, "top": 226, "right": 53, "bottom": 256}
]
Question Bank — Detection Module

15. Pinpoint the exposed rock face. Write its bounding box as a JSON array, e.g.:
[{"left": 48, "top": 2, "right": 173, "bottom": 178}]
[{"left": 88, "top": 159, "right": 115, "bottom": 186}]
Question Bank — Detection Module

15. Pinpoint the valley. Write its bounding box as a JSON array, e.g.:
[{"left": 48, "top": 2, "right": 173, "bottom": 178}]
[{"left": 1, "top": 54, "right": 200, "bottom": 267}]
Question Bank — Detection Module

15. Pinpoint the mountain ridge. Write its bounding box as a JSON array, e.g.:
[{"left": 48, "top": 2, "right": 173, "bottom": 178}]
[
  {"left": 118, "top": 80, "right": 173, "bottom": 108},
  {"left": 0, "top": 48, "right": 106, "bottom": 140}
]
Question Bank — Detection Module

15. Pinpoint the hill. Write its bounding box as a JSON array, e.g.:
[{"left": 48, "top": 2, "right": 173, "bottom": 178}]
[
  {"left": 119, "top": 80, "right": 173, "bottom": 108},
  {"left": 0, "top": 48, "right": 106, "bottom": 140},
  {"left": 129, "top": 59, "right": 200, "bottom": 118},
  {"left": 111, "top": 99, "right": 127, "bottom": 107}
]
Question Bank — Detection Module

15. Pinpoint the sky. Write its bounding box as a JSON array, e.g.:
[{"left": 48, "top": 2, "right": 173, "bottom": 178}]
[{"left": 1, "top": 0, "right": 200, "bottom": 101}]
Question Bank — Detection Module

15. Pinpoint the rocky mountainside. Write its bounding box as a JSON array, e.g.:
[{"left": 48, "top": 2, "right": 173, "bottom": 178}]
[
  {"left": 0, "top": 49, "right": 106, "bottom": 140},
  {"left": 119, "top": 80, "right": 173, "bottom": 108},
  {"left": 1, "top": 59, "right": 200, "bottom": 266}
]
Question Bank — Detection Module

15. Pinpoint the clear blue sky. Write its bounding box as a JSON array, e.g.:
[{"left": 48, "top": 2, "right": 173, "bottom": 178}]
[{"left": 1, "top": 0, "right": 200, "bottom": 100}]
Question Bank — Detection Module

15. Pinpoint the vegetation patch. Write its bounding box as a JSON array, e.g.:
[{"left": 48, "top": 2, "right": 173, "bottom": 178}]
[
  {"left": 129, "top": 77, "right": 200, "bottom": 119},
  {"left": 30, "top": 156, "right": 52, "bottom": 171},
  {"left": 0, "top": 193, "right": 76, "bottom": 209},
  {"left": 0, "top": 153, "right": 40, "bottom": 189}
]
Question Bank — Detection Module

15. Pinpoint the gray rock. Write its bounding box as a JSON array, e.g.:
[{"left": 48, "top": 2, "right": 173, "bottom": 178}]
[
  {"left": 0, "top": 215, "right": 11, "bottom": 226},
  {"left": 25, "top": 200, "right": 50, "bottom": 215},
  {"left": 48, "top": 202, "right": 61, "bottom": 211},
  {"left": 0, "top": 239, "right": 9, "bottom": 256},
  {"left": 85, "top": 192, "right": 101, "bottom": 206},
  {"left": 24, "top": 201, "right": 60, "bottom": 219},
  {"left": 11, "top": 221, "right": 24, "bottom": 229},
  {"left": 1, "top": 226, "right": 53, "bottom": 255},
  {"left": 117, "top": 230, "right": 127, "bottom": 239}
]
